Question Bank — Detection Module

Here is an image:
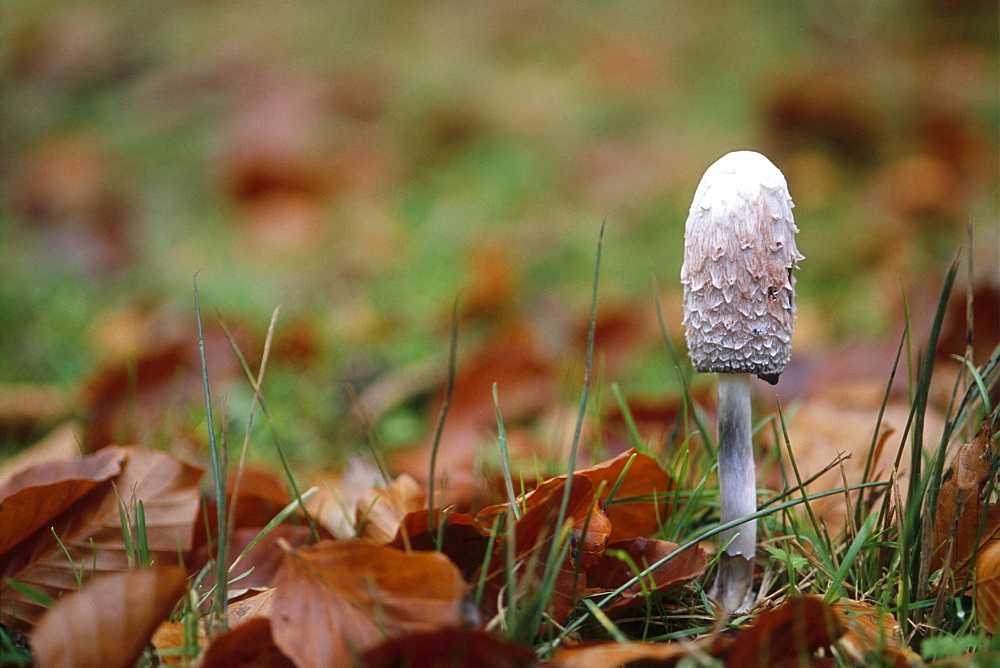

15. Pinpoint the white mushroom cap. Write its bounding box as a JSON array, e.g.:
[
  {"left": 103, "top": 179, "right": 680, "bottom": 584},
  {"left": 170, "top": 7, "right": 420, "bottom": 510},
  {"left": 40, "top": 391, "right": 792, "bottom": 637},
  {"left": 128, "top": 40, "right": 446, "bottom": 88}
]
[{"left": 680, "top": 151, "right": 804, "bottom": 383}]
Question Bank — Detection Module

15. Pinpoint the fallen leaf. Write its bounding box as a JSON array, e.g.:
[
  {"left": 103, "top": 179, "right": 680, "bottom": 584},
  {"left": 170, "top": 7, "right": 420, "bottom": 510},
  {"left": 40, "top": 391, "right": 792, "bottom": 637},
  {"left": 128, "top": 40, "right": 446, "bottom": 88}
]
[
  {"left": 0, "top": 445, "right": 126, "bottom": 554},
  {"left": 388, "top": 509, "right": 492, "bottom": 578},
  {"left": 196, "top": 525, "right": 312, "bottom": 598},
  {"left": 831, "top": 598, "right": 921, "bottom": 665},
  {"left": 477, "top": 449, "right": 673, "bottom": 544},
  {"left": 0, "top": 422, "right": 83, "bottom": 487},
  {"left": 585, "top": 537, "right": 707, "bottom": 614},
  {"left": 931, "top": 425, "right": 1000, "bottom": 586},
  {"left": 200, "top": 617, "right": 295, "bottom": 668},
  {"left": 361, "top": 628, "right": 539, "bottom": 667},
  {"left": 79, "top": 317, "right": 251, "bottom": 450},
  {"left": 975, "top": 539, "right": 1000, "bottom": 634},
  {"left": 150, "top": 620, "right": 194, "bottom": 666},
  {"left": 0, "top": 446, "right": 203, "bottom": 631},
  {"left": 270, "top": 540, "right": 467, "bottom": 667},
  {"left": 551, "top": 636, "right": 728, "bottom": 668},
  {"left": 725, "top": 595, "right": 844, "bottom": 667},
  {"left": 228, "top": 588, "right": 277, "bottom": 628},
  {"left": 356, "top": 473, "right": 426, "bottom": 545},
  {"left": 475, "top": 476, "right": 610, "bottom": 624},
  {"left": 30, "top": 565, "right": 188, "bottom": 668}
]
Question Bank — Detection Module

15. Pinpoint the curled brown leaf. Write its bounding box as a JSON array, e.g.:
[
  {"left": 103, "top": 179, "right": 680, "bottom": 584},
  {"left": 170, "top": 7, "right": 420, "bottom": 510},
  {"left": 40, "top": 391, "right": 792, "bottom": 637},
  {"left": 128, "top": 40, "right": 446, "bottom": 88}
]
[{"left": 30, "top": 565, "right": 188, "bottom": 668}]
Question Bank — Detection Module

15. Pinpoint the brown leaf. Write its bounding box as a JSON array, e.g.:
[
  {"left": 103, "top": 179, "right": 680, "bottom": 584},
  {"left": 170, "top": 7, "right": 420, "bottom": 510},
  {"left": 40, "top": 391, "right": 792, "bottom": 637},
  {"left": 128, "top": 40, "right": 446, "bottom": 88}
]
[
  {"left": 0, "top": 422, "right": 83, "bottom": 486},
  {"left": 831, "top": 598, "right": 921, "bottom": 665},
  {"left": 477, "top": 449, "right": 673, "bottom": 544},
  {"left": 388, "top": 509, "right": 492, "bottom": 578},
  {"left": 228, "top": 588, "right": 278, "bottom": 628},
  {"left": 585, "top": 538, "right": 707, "bottom": 614},
  {"left": 475, "top": 476, "right": 610, "bottom": 624},
  {"left": 975, "top": 539, "right": 1000, "bottom": 634},
  {"left": 551, "top": 637, "right": 729, "bottom": 668},
  {"left": 361, "top": 628, "right": 539, "bottom": 667},
  {"left": 0, "top": 445, "right": 126, "bottom": 554},
  {"left": 725, "top": 595, "right": 844, "bottom": 667},
  {"left": 356, "top": 473, "right": 426, "bottom": 545},
  {"left": 30, "top": 565, "right": 188, "bottom": 668},
  {"left": 79, "top": 316, "right": 251, "bottom": 450},
  {"left": 192, "top": 466, "right": 300, "bottom": 560},
  {"left": 271, "top": 540, "right": 467, "bottom": 667},
  {"left": 150, "top": 620, "right": 195, "bottom": 666},
  {"left": 196, "top": 525, "right": 312, "bottom": 598},
  {"left": 0, "top": 446, "right": 203, "bottom": 631},
  {"left": 201, "top": 617, "right": 295, "bottom": 668},
  {"left": 931, "top": 425, "right": 1000, "bottom": 585}
]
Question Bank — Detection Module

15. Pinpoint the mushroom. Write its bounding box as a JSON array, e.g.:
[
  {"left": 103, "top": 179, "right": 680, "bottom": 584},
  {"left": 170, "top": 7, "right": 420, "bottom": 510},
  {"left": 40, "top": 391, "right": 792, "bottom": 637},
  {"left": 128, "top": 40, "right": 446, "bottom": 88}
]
[{"left": 680, "top": 150, "right": 803, "bottom": 612}]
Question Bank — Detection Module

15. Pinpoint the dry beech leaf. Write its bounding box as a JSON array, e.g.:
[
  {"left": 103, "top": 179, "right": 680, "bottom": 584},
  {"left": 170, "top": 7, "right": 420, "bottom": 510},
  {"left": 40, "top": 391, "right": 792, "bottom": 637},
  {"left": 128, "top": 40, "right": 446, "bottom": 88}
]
[
  {"left": 552, "top": 636, "right": 729, "bottom": 668},
  {"left": 975, "top": 539, "right": 1000, "bottom": 634},
  {"left": 477, "top": 449, "right": 673, "bottom": 544},
  {"left": 0, "top": 422, "right": 84, "bottom": 486},
  {"left": 271, "top": 540, "right": 467, "bottom": 667},
  {"left": 361, "top": 628, "right": 538, "bottom": 668},
  {"left": 931, "top": 425, "right": 1000, "bottom": 585},
  {"left": 725, "top": 595, "right": 844, "bottom": 667},
  {"left": 194, "top": 466, "right": 293, "bottom": 551},
  {"left": 198, "top": 525, "right": 312, "bottom": 598},
  {"left": 585, "top": 537, "right": 707, "bottom": 614},
  {"left": 200, "top": 617, "right": 294, "bottom": 668},
  {"left": 0, "top": 446, "right": 203, "bottom": 631},
  {"left": 228, "top": 588, "right": 278, "bottom": 628},
  {"left": 30, "top": 565, "right": 188, "bottom": 668},
  {"left": 832, "top": 598, "right": 920, "bottom": 665},
  {"left": 0, "top": 445, "right": 126, "bottom": 554},
  {"left": 356, "top": 473, "right": 426, "bottom": 545},
  {"left": 475, "top": 476, "right": 611, "bottom": 624},
  {"left": 150, "top": 620, "right": 197, "bottom": 666},
  {"left": 388, "top": 509, "right": 491, "bottom": 578}
]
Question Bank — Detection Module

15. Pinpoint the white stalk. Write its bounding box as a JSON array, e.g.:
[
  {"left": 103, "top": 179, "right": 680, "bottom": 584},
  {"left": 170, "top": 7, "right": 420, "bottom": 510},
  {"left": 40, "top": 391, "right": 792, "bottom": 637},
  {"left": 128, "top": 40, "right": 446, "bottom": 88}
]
[
  {"left": 712, "top": 373, "right": 756, "bottom": 612},
  {"left": 717, "top": 373, "right": 756, "bottom": 561}
]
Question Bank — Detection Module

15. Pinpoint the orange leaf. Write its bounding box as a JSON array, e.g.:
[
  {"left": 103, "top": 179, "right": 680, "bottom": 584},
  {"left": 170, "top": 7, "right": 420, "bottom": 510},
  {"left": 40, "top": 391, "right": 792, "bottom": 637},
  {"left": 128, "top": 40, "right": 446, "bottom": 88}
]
[
  {"left": 477, "top": 449, "right": 673, "bottom": 544},
  {"left": 196, "top": 524, "right": 312, "bottom": 598},
  {"left": 201, "top": 617, "right": 295, "bottom": 668},
  {"left": 552, "top": 637, "right": 728, "bottom": 668},
  {"left": 725, "top": 595, "right": 844, "bottom": 667},
  {"left": 361, "top": 628, "right": 538, "bottom": 667},
  {"left": 585, "top": 538, "right": 707, "bottom": 614},
  {"left": 270, "top": 540, "right": 467, "bottom": 667},
  {"left": 0, "top": 445, "right": 126, "bottom": 555},
  {"left": 831, "top": 598, "right": 920, "bottom": 665},
  {"left": 356, "top": 473, "right": 426, "bottom": 545},
  {"left": 30, "top": 565, "right": 188, "bottom": 668},
  {"left": 475, "top": 476, "right": 611, "bottom": 624},
  {"left": 0, "top": 446, "right": 203, "bottom": 631},
  {"left": 151, "top": 620, "right": 201, "bottom": 666},
  {"left": 975, "top": 539, "right": 1000, "bottom": 634}
]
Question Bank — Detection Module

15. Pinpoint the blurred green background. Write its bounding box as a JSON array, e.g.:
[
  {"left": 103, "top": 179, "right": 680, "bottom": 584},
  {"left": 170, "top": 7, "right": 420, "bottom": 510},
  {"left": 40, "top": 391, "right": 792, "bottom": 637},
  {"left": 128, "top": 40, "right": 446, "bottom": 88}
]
[{"left": 1, "top": 1, "right": 996, "bottom": 463}]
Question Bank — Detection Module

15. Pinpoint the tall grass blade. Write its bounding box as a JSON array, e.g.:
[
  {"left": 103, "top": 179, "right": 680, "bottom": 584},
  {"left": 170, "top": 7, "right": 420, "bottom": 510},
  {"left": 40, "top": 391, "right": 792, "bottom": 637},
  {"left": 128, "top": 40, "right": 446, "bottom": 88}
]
[
  {"left": 194, "top": 276, "right": 228, "bottom": 632},
  {"left": 428, "top": 296, "right": 460, "bottom": 534},
  {"left": 493, "top": 383, "right": 520, "bottom": 520}
]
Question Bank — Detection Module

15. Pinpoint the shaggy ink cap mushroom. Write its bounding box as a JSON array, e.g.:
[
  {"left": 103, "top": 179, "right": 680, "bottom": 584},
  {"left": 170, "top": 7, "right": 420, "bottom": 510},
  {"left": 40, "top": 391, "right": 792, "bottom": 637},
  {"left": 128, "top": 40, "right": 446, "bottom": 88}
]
[{"left": 680, "top": 150, "right": 803, "bottom": 385}]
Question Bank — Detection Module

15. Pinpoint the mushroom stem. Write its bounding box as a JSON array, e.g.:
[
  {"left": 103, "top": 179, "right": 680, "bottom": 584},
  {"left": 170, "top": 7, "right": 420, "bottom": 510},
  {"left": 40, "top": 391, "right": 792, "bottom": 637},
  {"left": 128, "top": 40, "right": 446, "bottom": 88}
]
[{"left": 713, "top": 372, "right": 756, "bottom": 611}]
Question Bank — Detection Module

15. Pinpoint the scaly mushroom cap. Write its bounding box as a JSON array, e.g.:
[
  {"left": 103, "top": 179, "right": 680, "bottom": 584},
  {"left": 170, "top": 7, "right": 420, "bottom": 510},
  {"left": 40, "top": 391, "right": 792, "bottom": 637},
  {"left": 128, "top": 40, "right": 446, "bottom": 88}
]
[{"left": 680, "top": 151, "right": 803, "bottom": 383}]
